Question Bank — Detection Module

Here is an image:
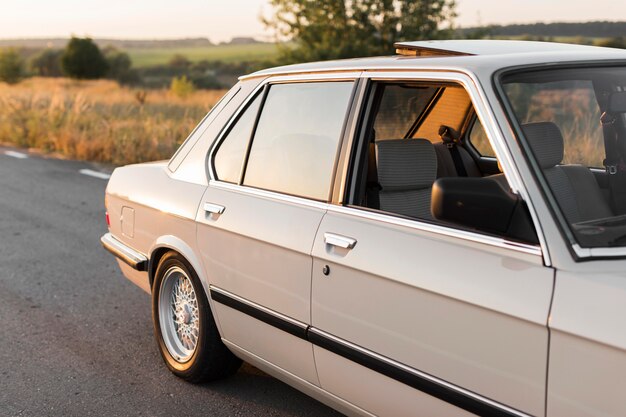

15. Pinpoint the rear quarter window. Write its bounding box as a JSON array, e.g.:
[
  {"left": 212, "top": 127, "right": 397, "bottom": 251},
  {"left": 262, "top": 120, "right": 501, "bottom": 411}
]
[
  {"left": 468, "top": 119, "right": 496, "bottom": 157},
  {"left": 213, "top": 93, "right": 263, "bottom": 183}
]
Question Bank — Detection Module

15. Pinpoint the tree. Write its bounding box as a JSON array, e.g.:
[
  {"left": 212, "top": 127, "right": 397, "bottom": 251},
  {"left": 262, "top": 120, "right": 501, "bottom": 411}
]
[
  {"left": 61, "top": 37, "right": 108, "bottom": 79},
  {"left": 103, "top": 46, "right": 139, "bottom": 84},
  {"left": 168, "top": 54, "right": 192, "bottom": 70},
  {"left": 31, "top": 49, "right": 64, "bottom": 77},
  {"left": 263, "top": 0, "right": 456, "bottom": 63},
  {"left": 0, "top": 48, "right": 25, "bottom": 84}
]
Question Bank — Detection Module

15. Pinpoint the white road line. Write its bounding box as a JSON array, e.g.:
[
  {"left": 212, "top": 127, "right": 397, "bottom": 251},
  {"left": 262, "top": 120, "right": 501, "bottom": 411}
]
[
  {"left": 79, "top": 169, "right": 111, "bottom": 180},
  {"left": 4, "top": 151, "right": 28, "bottom": 159}
]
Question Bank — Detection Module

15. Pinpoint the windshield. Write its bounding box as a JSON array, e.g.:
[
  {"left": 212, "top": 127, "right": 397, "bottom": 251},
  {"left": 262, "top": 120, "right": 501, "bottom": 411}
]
[{"left": 500, "top": 65, "right": 626, "bottom": 249}]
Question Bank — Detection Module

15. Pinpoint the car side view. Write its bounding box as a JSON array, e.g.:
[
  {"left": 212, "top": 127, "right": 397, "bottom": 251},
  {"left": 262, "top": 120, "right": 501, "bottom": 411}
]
[{"left": 101, "top": 40, "right": 626, "bottom": 416}]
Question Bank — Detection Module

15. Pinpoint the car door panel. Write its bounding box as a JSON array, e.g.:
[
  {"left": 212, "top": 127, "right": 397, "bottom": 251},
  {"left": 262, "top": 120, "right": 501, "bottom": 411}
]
[
  {"left": 311, "top": 208, "right": 553, "bottom": 416},
  {"left": 313, "top": 347, "right": 476, "bottom": 417},
  {"left": 196, "top": 183, "right": 326, "bottom": 385},
  {"left": 547, "top": 270, "right": 626, "bottom": 416}
]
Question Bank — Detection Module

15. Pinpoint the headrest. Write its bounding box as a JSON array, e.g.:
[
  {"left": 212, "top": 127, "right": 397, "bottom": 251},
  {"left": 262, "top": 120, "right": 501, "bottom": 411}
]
[
  {"left": 522, "top": 122, "right": 564, "bottom": 169},
  {"left": 376, "top": 139, "right": 437, "bottom": 190}
]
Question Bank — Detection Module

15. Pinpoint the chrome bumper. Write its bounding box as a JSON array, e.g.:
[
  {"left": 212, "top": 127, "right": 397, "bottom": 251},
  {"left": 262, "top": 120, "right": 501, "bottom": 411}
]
[{"left": 101, "top": 232, "right": 148, "bottom": 271}]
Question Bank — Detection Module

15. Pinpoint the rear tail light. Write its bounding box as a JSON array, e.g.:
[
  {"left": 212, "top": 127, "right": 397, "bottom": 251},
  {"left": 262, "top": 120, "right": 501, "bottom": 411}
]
[{"left": 106, "top": 211, "right": 111, "bottom": 227}]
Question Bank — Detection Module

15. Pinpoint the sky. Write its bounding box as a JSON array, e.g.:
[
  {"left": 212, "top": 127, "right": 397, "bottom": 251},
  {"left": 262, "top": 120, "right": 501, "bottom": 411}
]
[{"left": 0, "top": 0, "right": 625, "bottom": 42}]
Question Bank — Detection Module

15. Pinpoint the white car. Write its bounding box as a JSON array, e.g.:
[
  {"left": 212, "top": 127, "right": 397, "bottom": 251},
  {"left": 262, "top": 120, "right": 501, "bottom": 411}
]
[{"left": 101, "top": 40, "right": 626, "bottom": 417}]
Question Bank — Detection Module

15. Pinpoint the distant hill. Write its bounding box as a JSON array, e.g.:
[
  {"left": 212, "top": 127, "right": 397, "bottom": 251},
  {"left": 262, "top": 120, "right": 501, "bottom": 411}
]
[
  {"left": 460, "top": 21, "right": 626, "bottom": 38},
  {"left": 0, "top": 37, "right": 217, "bottom": 49},
  {"left": 225, "top": 37, "right": 261, "bottom": 45}
]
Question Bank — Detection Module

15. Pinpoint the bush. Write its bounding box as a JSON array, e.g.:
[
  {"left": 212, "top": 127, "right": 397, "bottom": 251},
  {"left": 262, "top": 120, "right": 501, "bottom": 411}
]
[
  {"left": 31, "top": 49, "right": 63, "bottom": 77},
  {"left": 597, "top": 37, "right": 626, "bottom": 49},
  {"left": 0, "top": 48, "right": 25, "bottom": 84},
  {"left": 103, "top": 47, "right": 140, "bottom": 84},
  {"left": 61, "top": 37, "right": 108, "bottom": 79},
  {"left": 170, "top": 75, "right": 195, "bottom": 98}
]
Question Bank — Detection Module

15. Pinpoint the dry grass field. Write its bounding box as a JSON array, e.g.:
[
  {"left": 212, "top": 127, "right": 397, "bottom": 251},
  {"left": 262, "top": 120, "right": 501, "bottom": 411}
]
[
  {"left": 0, "top": 77, "right": 607, "bottom": 169},
  {"left": 0, "top": 78, "right": 226, "bottom": 165}
]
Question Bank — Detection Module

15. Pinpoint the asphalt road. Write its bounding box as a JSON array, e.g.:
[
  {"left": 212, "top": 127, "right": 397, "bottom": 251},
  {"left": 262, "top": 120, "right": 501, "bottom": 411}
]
[{"left": 0, "top": 147, "right": 340, "bottom": 417}]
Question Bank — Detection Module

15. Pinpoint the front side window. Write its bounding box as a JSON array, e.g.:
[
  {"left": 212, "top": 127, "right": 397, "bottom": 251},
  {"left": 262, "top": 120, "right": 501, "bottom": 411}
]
[
  {"left": 503, "top": 77, "right": 604, "bottom": 167},
  {"left": 243, "top": 81, "right": 354, "bottom": 200},
  {"left": 500, "top": 66, "right": 626, "bottom": 249}
]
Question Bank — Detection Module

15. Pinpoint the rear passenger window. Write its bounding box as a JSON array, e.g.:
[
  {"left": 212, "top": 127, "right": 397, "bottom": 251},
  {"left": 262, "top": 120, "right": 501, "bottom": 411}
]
[
  {"left": 214, "top": 93, "right": 262, "bottom": 183},
  {"left": 243, "top": 82, "right": 354, "bottom": 200},
  {"left": 373, "top": 84, "right": 437, "bottom": 140}
]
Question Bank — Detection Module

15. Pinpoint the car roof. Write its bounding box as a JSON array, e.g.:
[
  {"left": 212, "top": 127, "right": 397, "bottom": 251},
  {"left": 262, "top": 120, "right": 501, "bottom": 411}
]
[{"left": 242, "top": 40, "right": 626, "bottom": 80}]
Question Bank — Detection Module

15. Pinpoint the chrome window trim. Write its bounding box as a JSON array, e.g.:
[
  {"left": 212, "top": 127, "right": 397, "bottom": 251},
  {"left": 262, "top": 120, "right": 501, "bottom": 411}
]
[
  {"left": 209, "top": 180, "right": 330, "bottom": 211},
  {"left": 360, "top": 70, "right": 548, "bottom": 263},
  {"left": 207, "top": 69, "right": 547, "bottom": 261},
  {"left": 170, "top": 85, "right": 241, "bottom": 173},
  {"left": 328, "top": 205, "right": 542, "bottom": 257},
  {"left": 210, "top": 178, "right": 541, "bottom": 257},
  {"left": 207, "top": 72, "right": 362, "bottom": 182},
  {"left": 258, "top": 71, "right": 362, "bottom": 84},
  {"left": 209, "top": 285, "right": 309, "bottom": 331},
  {"left": 573, "top": 244, "right": 626, "bottom": 258},
  {"left": 207, "top": 82, "right": 266, "bottom": 181},
  {"left": 308, "top": 327, "right": 531, "bottom": 417}
]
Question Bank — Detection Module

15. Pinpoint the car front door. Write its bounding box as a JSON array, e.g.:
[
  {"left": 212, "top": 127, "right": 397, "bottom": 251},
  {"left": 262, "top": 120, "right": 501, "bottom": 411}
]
[
  {"left": 309, "top": 73, "right": 554, "bottom": 416},
  {"left": 196, "top": 75, "right": 358, "bottom": 385}
]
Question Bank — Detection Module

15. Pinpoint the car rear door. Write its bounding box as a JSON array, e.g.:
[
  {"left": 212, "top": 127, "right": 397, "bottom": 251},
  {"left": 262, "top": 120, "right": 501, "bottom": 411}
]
[
  {"left": 195, "top": 74, "right": 359, "bottom": 385},
  {"left": 309, "top": 72, "right": 554, "bottom": 416}
]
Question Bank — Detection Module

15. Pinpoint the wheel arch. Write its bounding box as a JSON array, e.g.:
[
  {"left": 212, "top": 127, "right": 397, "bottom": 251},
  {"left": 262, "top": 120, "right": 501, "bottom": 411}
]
[{"left": 148, "top": 235, "right": 207, "bottom": 292}]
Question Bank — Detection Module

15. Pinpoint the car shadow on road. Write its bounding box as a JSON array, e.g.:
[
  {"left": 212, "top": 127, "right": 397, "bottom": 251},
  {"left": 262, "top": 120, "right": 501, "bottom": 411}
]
[{"left": 194, "top": 362, "right": 344, "bottom": 416}]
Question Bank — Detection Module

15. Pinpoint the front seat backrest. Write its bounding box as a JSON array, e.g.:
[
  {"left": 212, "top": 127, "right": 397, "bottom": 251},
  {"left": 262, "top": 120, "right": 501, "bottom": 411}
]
[
  {"left": 376, "top": 139, "right": 437, "bottom": 220},
  {"left": 523, "top": 122, "right": 612, "bottom": 223}
]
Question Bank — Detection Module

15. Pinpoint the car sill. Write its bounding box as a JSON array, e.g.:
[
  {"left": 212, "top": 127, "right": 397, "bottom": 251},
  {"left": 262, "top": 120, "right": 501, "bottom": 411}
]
[
  {"left": 101, "top": 232, "right": 148, "bottom": 271},
  {"left": 210, "top": 285, "right": 530, "bottom": 417}
]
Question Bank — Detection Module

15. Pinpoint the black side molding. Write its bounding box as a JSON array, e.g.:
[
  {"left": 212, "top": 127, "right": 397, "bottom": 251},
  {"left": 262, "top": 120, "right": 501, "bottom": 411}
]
[
  {"left": 210, "top": 287, "right": 528, "bottom": 417},
  {"left": 210, "top": 289, "right": 308, "bottom": 339}
]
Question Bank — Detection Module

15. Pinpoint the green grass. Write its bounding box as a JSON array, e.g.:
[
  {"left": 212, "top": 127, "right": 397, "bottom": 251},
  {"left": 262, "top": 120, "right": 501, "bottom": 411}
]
[{"left": 127, "top": 43, "right": 280, "bottom": 67}]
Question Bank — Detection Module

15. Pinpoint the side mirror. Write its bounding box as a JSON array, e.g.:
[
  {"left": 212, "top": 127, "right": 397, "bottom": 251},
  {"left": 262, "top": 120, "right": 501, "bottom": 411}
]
[{"left": 431, "top": 177, "right": 538, "bottom": 244}]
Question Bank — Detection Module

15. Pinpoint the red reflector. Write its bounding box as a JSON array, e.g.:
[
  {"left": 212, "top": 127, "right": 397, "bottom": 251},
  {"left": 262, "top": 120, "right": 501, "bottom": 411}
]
[{"left": 106, "top": 212, "right": 111, "bottom": 227}]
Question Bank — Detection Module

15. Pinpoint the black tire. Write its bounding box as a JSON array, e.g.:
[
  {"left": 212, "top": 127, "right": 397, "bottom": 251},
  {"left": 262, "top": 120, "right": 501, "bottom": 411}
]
[{"left": 152, "top": 251, "right": 241, "bottom": 383}]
